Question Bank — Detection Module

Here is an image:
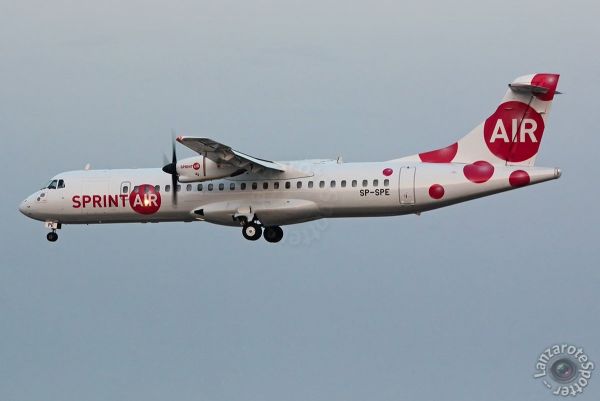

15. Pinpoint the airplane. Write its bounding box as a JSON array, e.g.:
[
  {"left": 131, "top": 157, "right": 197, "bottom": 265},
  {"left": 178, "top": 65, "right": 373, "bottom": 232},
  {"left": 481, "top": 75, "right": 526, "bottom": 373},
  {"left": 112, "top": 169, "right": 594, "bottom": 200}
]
[{"left": 19, "top": 73, "right": 562, "bottom": 243}]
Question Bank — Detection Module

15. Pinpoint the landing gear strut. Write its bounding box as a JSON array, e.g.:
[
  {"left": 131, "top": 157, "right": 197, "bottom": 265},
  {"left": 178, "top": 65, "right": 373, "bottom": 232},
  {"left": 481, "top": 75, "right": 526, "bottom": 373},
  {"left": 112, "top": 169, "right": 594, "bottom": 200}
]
[
  {"left": 242, "top": 222, "right": 262, "bottom": 241},
  {"left": 263, "top": 226, "right": 284, "bottom": 243}
]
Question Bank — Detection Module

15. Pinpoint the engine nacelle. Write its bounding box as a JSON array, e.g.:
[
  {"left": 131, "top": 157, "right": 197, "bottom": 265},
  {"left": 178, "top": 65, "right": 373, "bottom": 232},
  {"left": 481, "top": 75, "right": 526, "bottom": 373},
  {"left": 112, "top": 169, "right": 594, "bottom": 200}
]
[{"left": 176, "top": 156, "right": 242, "bottom": 182}]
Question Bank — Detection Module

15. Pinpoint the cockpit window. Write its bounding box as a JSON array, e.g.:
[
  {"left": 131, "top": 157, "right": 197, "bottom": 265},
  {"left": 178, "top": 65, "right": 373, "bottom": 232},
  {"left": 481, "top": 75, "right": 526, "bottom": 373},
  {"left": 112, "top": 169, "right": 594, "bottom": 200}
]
[
  {"left": 57, "top": 179, "right": 65, "bottom": 189},
  {"left": 47, "top": 180, "right": 58, "bottom": 189}
]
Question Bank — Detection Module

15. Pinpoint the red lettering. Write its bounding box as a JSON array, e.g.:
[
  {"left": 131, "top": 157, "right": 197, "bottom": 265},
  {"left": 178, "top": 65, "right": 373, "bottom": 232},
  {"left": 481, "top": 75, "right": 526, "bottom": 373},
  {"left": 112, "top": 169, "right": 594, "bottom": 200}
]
[
  {"left": 72, "top": 195, "right": 81, "bottom": 208},
  {"left": 92, "top": 195, "right": 101, "bottom": 208},
  {"left": 77, "top": 194, "right": 137, "bottom": 208},
  {"left": 108, "top": 195, "right": 119, "bottom": 207}
]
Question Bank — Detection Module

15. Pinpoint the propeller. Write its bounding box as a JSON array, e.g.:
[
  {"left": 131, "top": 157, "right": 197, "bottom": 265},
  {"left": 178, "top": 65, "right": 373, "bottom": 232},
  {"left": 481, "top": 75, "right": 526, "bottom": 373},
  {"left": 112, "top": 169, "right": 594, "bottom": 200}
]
[{"left": 161, "top": 134, "right": 179, "bottom": 205}]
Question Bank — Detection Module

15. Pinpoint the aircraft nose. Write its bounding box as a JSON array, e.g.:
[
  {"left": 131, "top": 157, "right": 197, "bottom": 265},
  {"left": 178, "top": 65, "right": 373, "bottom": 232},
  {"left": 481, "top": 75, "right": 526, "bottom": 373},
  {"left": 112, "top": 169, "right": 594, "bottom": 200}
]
[{"left": 19, "top": 197, "right": 31, "bottom": 215}]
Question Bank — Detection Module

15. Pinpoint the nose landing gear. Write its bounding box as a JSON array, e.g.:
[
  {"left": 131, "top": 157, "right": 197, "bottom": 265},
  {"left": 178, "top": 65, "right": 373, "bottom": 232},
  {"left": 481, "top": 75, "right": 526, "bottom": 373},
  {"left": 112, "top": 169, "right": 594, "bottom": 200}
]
[
  {"left": 47, "top": 231, "right": 58, "bottom": 242},
  {"left": 44, "top": 221, "right": 61, "bottom": 243}
]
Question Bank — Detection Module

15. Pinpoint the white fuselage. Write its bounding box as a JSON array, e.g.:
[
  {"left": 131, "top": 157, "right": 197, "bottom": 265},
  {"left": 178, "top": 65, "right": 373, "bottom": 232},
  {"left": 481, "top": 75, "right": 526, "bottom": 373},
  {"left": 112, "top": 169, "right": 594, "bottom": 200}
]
[
  {"left": 19, "top": 159, "right": 561, "bottom": 227},
  {"left": 18, "top": 73, "right": 563, "bottom": 242}
]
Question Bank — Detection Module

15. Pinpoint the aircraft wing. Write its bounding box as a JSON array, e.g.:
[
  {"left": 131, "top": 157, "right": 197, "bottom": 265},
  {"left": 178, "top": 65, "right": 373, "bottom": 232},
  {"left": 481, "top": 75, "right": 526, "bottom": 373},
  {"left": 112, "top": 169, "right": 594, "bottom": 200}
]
[{"left": 176, "top": 137, "right": 286, "bottom": 173}]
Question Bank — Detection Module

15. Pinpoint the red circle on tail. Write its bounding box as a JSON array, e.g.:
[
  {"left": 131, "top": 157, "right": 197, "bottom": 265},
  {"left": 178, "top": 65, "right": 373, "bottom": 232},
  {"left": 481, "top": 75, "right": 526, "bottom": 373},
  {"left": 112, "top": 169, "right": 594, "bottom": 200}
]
[
  {"left": 463, "top": 161, "right": 494, "bottom": 184},
  {"left": 483, "top": 101, "right": 544, "bottom": 163},
  {"left": 509, "top": 170, "right": 530, "bottom": 187},
  {"left": 419, "top": 142, "right": 458, "bottom": 163},
  {"left": 531, "top": 74, "right": 560, "bottom": 101},
  {"left": 429, "top": 184, "right": 445, "bottom": 199}
]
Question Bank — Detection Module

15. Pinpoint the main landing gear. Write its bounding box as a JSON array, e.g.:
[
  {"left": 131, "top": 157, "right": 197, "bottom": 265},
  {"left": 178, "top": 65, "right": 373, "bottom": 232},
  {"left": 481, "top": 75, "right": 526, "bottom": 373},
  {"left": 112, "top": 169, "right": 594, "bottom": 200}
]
[
  {"left": 263, "top": 226, "right": 284, "bottom": 243},
  {"left": 242, "top": 222, "right": 262, "bottom": 241},
  {"left": 241, "top": 221, "right": 284, "bottom": 243},
  {"left": 44, "top": 221, "right": 61, "bottom": 242}
]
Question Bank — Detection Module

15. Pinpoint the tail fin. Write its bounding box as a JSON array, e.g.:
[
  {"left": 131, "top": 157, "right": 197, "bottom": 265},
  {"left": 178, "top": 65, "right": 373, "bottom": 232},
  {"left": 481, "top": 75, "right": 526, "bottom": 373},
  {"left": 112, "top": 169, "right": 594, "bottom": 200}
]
[{"left": 403, "top": 73, "right": 560, "bottom": 166}]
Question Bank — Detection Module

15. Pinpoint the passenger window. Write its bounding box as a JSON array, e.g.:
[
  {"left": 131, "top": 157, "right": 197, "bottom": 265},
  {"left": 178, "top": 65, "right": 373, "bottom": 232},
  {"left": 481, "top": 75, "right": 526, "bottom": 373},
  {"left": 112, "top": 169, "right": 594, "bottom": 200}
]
[
  {"left": 341, "top": 180, "right": 346, "bottom": 188},
  {"left": 308, "top": 181, "right": 313, "bottom": 188},
  {"left": 218, "top": 183, "right": 224, "bottom": 191},
  {"left": 154, "top": 185, "right": 160, "bottom": 192},
  {"left": 384, "top": 179, "right": 389, "bottom": 187},
  {"left": 330, "top": 180, "right": 336, "bottom": 188},
  {"left": 123, "top": 185, "right": 129, "bottom": 193},
  {"left": 297, "top": 181, "right": 302, "bottom": 189},
  {"left": 285, "top": 181, "right": 291, "bottom": 189},
  {"left": 352, "top": 180, "right": 357, "bottom": 188},
  {"left": 197, "top": 184, "right": 203, "bottom": 191},
  {"left": 165, "top": 185, "right": 170, "bottom": 192},
  {"left": 47, "top": 180, "right": 57, "bottom": 189},
  {"left": 186, "top": 184, "right": 192, "bottom": 191},
  {"left": 362, "top": 180, "right": 368, "bottom": 187},
  {"left": 241, "top": 183, "right": 247, "bottom": 190},
  {"left": 177, "top": 184, "right": 182, "bottom": 192},
  {"left": 274, "top": 182, "right": 280, "bottom": 189},
  {"left": 319, "top": 181, "right": 325, "bottom": 188},
  {"left": 373, "top": 179, "right": 378, "bottom": 187},
  {"left": 263, "top": 182, "right": 269, "bottom": 189},
  {"left": 252, "top": 182, "right": 258, "bottom": 190},
  {"left": 58, "top": 179, "right": 65, "bottom": 189},
  {"left": 208, "top": 183, "right": 213, "bottom": 191},
  {"left": 230, "top": 183, "right": 235, "bottom": 190}
]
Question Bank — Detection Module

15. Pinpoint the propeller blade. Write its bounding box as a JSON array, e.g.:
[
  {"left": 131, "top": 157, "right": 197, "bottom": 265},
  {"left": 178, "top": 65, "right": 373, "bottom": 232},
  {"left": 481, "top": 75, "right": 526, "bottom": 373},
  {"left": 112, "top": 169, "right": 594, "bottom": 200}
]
[
  {"left": 171, "top": 131, "right": 178, "bottom": 205},
  {"left": 172, "top": 171, "right": 178, "bottom": 205},
  {"left": 172, "top": 135, "right": 177, "bottom": 165},
  {"left": 161, "top": 131, "right": 179, "bottom": 205}
]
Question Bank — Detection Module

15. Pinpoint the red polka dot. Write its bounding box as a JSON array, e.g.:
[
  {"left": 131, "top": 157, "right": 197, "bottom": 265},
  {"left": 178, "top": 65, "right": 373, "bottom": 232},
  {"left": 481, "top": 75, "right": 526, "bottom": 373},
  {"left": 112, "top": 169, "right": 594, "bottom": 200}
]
[
  {"left": 509, "top": 170, "right": 530, "bottom": 187},
  {"left": 419, "top": 142, "right": 458, "bottom": 163},
  {"left": 429, "top": 184, "right": 445, "bottom": 199},
  {"left": 531, "top": 74, "right": 560, "bottom": 101},
  {"left": 382, "top": 168, "right": 393, "bottom": 176},
  {"left": 463, "top": 160, "right": 495, "bottom": 183}
]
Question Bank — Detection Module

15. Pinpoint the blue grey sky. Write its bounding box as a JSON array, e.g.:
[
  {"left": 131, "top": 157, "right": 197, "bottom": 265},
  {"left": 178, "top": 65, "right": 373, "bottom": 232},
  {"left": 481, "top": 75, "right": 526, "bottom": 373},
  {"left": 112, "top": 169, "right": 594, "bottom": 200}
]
[{"left": 2, "top": 1, "right": 599, "bottom": 400}]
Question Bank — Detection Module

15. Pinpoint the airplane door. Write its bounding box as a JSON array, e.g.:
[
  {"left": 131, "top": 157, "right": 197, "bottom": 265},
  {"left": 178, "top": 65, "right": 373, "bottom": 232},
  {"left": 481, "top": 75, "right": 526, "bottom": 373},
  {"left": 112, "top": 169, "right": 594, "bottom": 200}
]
[{"left": 399, "top": 166, "right": 415, "bottom": 205}]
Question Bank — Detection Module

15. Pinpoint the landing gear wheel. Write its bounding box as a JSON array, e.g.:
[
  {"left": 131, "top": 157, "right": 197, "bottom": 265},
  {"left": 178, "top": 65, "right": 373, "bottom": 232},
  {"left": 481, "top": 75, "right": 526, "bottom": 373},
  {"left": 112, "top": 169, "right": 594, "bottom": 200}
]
[
  {"left": 47, "top": 231, "right": 58, "bottom": 242},
  {"left": 242, "top": 223, "right": 262, "bottom": 241},
  {"left": 263, "top": 226, "right": 284, "bottom": 243}
]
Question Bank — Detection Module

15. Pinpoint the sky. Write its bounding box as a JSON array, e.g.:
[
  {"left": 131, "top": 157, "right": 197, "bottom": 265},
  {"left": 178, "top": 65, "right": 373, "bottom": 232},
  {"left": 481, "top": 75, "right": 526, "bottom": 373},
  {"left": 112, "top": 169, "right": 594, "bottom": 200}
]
[{"left": 1, "top": 1, "right": 600, "bottom": 400}]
